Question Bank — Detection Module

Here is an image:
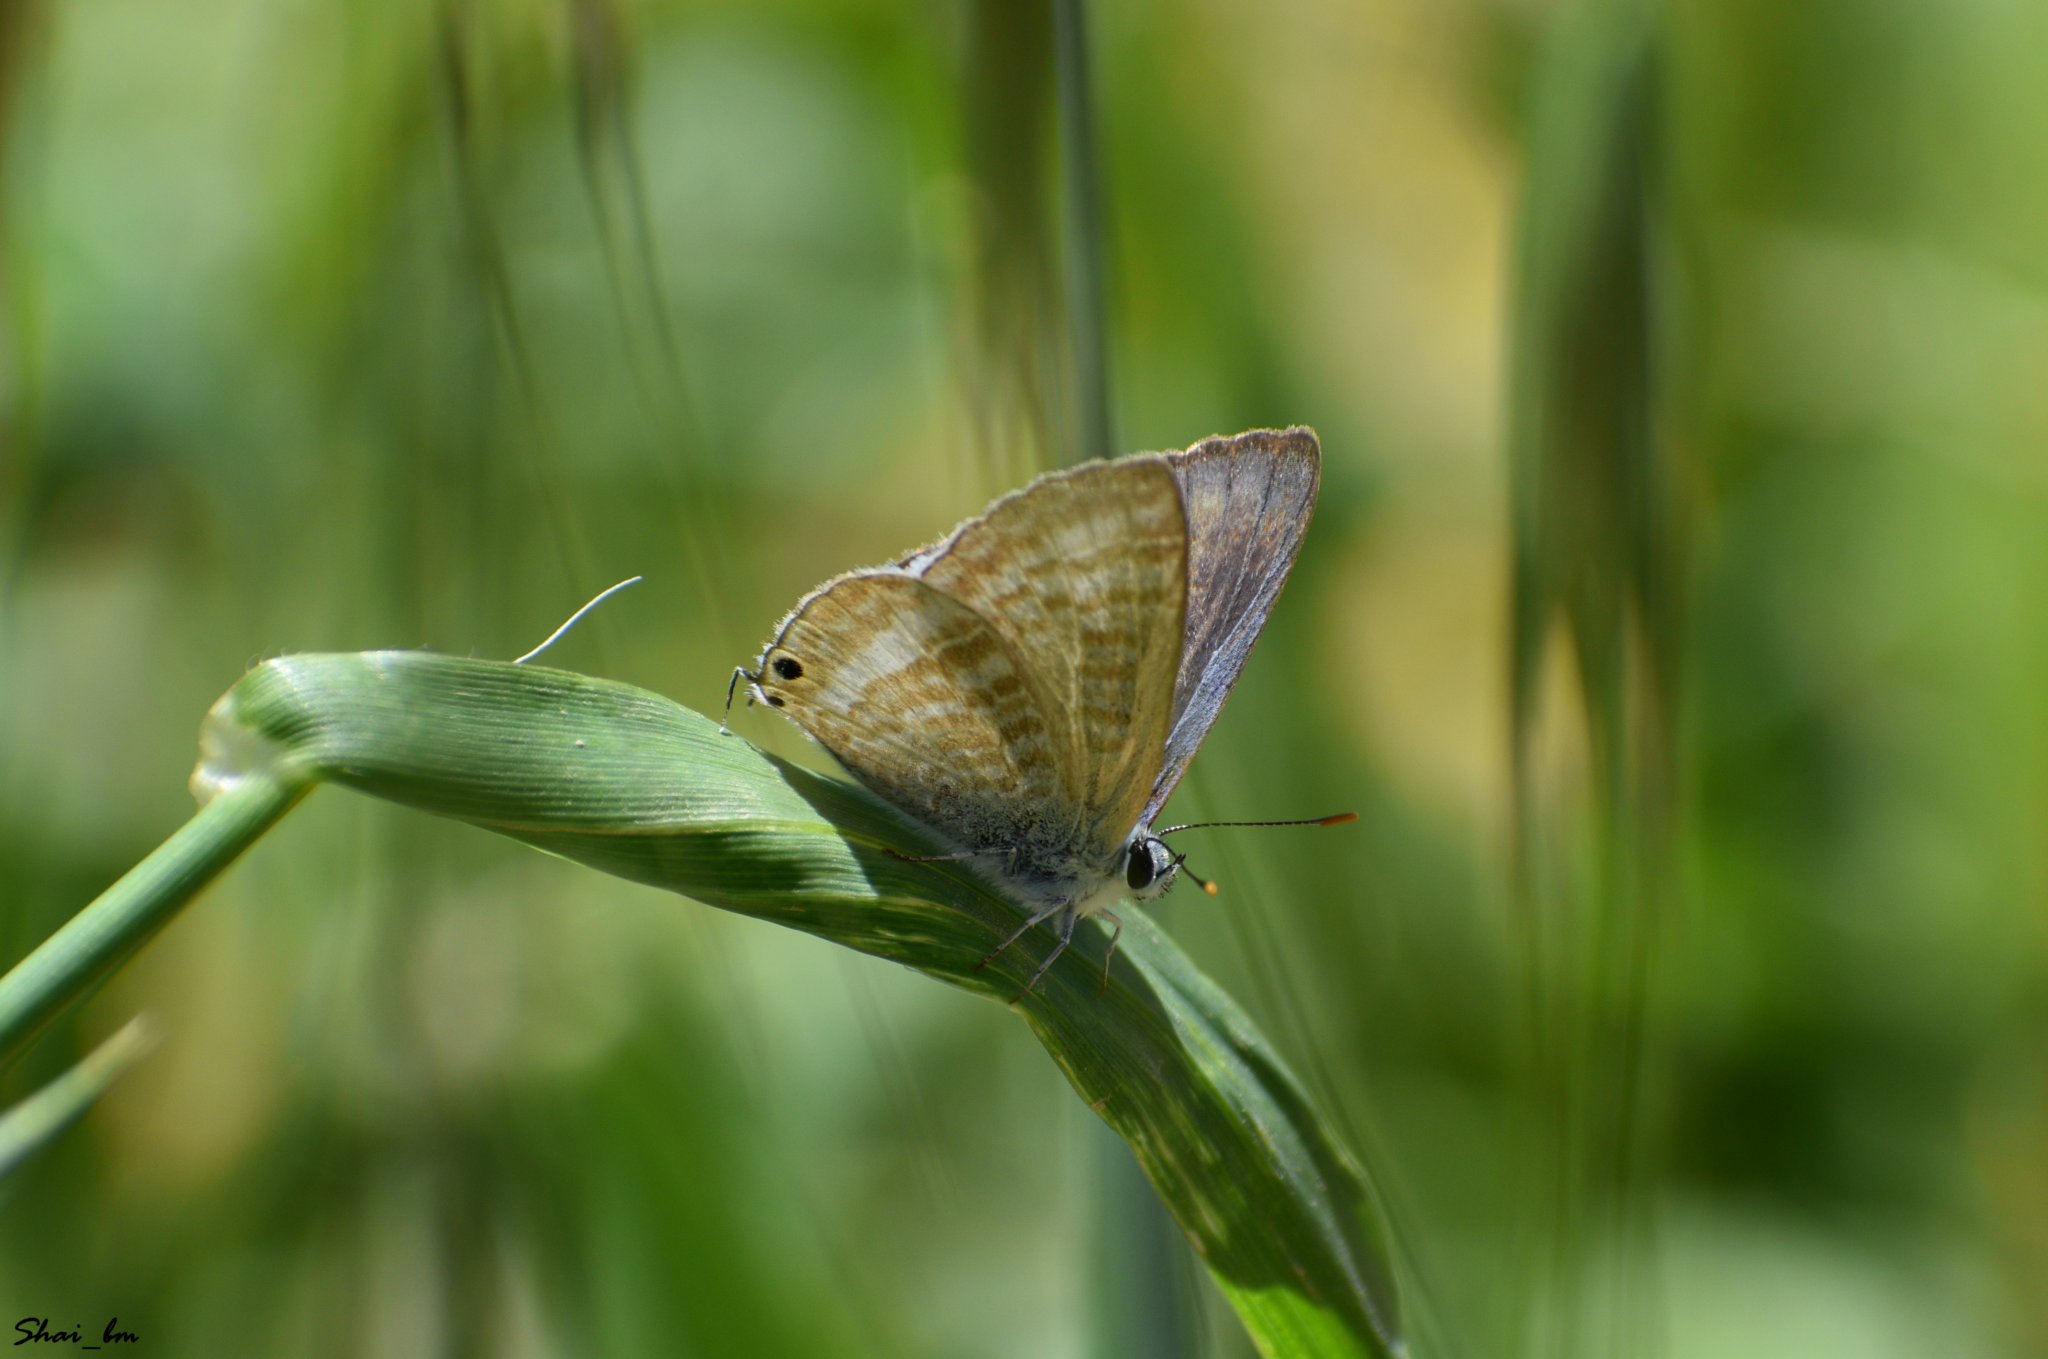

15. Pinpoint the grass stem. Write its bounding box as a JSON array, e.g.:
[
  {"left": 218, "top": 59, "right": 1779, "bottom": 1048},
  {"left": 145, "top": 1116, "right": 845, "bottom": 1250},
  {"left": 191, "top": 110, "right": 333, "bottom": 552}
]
[
  {"left": 0, "top": 1014, "right": 162, "bottom": 1178},
  {"left": 1053, "top": 0, "right": 1113, "bottom": 466},
  {"left": 0, "top": 776, "right": 304, "bottom": 1072}
]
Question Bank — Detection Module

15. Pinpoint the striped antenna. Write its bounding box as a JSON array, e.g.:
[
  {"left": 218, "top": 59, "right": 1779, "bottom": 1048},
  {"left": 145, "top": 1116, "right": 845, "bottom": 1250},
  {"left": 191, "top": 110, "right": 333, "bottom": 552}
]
[{"left": 1154, "top": 812, "right": 1357, "bottom": 837}]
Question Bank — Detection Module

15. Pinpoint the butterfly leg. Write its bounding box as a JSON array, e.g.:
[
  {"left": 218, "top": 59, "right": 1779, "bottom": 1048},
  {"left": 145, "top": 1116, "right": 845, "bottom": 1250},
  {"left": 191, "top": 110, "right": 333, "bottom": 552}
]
[
  {"left": 720, "top": 666, "right": 755, "bottom": 735},
  {"left": 1096, "top": 909, "right": 1124, "bottom": 995},
  {"left": 976, "top": 901, "right": 1067, "bottom": 973},
  {"left": 1011, "top": 905, "right": 1078, "bottom": 1004}
]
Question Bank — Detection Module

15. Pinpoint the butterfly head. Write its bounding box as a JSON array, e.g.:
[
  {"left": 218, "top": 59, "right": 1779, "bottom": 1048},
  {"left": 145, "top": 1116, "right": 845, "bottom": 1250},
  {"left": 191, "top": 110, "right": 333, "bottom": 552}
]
[
  {"left": 1123, "top": 832, "right": 1215, "bottom": 901},
  {"left": 723, "top": 647, "right": 797, "bottom": 734}
]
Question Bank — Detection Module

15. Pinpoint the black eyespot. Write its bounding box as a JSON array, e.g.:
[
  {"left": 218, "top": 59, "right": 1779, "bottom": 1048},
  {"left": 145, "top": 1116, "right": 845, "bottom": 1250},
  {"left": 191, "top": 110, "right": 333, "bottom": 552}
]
[
  {"left": 766, "top": 695, "right": 786, "bottom": 708},
  {"left": 772, "top": 656, "right": 804, "bottom": 681},
  {"left": 1126, "top": 843, "right": 1156, "bottom": 891}
]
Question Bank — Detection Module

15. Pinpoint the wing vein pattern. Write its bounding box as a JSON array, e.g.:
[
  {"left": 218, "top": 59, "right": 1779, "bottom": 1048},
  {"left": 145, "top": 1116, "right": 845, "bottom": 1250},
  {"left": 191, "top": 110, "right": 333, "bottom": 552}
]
[
  {"left": 757, "top": 459, "right": 1188, "bottom": 903},
  {"left": 1147, "top": 427, "right": 1320, "bottom": 824},
  {"left": 750, "top": 428, "right": 1318, "bottom": 905}
]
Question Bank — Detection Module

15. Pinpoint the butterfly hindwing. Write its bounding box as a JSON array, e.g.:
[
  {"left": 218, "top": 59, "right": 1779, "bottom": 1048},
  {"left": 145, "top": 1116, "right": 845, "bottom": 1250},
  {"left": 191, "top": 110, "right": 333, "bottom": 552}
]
[
  {"left": 758, "top": 458, "right": 1188, "bottom": 888},
  {"left": 914, "top": 458, "right": 1186, "bottom": 863},
  {"left": 758, "top": 574, "right": 1076, "bottom": 859},
  {"left": 1144, "top": 427, "right": 1320, "bottom": 825}
]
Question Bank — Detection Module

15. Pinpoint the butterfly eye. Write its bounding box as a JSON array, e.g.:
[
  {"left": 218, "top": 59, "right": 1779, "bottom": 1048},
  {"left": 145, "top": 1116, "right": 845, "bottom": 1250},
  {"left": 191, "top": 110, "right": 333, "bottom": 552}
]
[
  {"left": 1126, "top": 842, "right": 1156, "bottom": 891},
  {"left": 772, "top": 657, "right": 804, "bottom": 681}
]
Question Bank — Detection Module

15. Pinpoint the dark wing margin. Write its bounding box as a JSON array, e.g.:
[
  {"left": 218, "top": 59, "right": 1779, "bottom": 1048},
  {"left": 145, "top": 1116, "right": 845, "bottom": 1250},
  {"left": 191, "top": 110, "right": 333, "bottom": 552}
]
[{"left": 1142, "top": 427, "right": 1321, "bottom": 825}]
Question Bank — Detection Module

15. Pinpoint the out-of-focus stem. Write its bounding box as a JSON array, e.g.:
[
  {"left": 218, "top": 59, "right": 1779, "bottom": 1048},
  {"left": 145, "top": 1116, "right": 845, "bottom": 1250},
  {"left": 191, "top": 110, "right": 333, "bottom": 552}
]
[
  {"left": 1053, "top": 0, "right": 1113, "bottom": 467},
  {"left": 0, "top": 1014, "right": 162, "bottom": 1178},
  {"left": 0, "top": 776, "right": 304, "bottom": 1072}
]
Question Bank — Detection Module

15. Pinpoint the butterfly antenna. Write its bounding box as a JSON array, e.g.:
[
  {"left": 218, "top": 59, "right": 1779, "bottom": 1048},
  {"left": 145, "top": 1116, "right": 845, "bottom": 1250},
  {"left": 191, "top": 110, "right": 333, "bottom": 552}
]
[
  {"left": 1156, "top": 816, "right": 1355, "bottom": 896},
  {"left": 514, "top": 576, "right": 644, "bottom": 665},
  {"left": 1174, "top": 853, "right": 1219, "bottom": 897},
  {"left": 1154, "top": 811, "right": 1357, "bottom": 837}
]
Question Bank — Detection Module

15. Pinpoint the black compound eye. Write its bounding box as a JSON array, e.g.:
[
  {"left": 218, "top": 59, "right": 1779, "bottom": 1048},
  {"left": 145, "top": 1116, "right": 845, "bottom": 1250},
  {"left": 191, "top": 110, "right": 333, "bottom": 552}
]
[
  {"left": 1126, "top": 842, "right": 1156, "bottom": 891},
  {"left": 772, "top": 656, "right": 804, "bottom": 681}
]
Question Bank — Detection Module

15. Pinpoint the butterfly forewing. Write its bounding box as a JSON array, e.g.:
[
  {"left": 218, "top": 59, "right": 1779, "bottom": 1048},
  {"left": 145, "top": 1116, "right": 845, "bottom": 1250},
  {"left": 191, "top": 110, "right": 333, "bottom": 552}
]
[
  {"left": 914, "top": 460, "right": 1186, "bottom": 867},
  {"left": 1145, "top": 427, "right": 1320, "bottom": 825}
]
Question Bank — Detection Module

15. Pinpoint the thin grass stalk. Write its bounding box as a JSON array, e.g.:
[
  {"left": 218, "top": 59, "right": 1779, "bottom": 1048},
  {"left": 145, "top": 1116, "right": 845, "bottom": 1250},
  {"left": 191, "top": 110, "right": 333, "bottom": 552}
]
[
  {"left": 1053, "top": 0, "right": 1113, "bottom": 468},
  {"left": 0, "top": 1014, "right": 159, "bottom": 1179},
  {"left": 1045, "top": 2, "right": 1192, "bottom": 1350},
  {"left": 0, "top": 0, "right": 51, "bottom": 587},
  {"left": 1507, "top": 1, "right": 1677, "bottom": 1354},
  {"left": 0, "top": 775, "right": 304, "bottom": 1071},
  {"left": 965, "top": 0, "right": 1062, "bottom": 481},
  {"left": 563, "top": 0, "right": 738, "bottom": 656},
  {"left": 435, "top": 0, "right": 600, "bottom": 632}
]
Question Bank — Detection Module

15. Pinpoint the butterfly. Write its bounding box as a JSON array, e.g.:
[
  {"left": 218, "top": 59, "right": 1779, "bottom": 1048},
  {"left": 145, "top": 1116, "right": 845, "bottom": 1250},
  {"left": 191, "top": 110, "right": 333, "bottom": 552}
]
[{"left": 731, "top": 427, "right": 1349, "bottom": 1000}]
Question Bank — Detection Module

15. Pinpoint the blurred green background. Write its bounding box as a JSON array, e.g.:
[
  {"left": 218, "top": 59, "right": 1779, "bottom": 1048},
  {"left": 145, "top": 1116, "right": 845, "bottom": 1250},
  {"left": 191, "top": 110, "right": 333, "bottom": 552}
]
[{"left": 3, "top": 0, "right": 2047, "bottom": 1354}]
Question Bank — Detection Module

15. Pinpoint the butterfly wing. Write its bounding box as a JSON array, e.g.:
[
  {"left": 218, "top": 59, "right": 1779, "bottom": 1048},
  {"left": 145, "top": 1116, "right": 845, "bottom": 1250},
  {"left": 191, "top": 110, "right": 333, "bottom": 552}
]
[
  {"left": 1141, "top": 426, "right": 1321, "bottom": 826},
  {"left": 755, "top": 574, "right": 1077, "bottom": 859},
  {"left": 757, "top": 458, "right": 1187, "bottom": 883},
  {"left": 913, "top": 458, "right": 1186, "bottom": 861}
]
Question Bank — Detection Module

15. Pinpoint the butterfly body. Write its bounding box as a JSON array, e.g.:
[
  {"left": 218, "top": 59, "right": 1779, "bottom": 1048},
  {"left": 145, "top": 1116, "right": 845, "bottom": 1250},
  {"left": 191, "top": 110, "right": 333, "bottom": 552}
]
[{"left": 740, "top": 428, "right": 1320, "bottom": 994}]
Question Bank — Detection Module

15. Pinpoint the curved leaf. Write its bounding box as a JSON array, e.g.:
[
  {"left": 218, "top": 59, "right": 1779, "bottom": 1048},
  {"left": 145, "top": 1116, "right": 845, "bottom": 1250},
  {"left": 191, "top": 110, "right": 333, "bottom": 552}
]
[{"left": 196, "top": 649, "right": 1402, "bottom": 1357}]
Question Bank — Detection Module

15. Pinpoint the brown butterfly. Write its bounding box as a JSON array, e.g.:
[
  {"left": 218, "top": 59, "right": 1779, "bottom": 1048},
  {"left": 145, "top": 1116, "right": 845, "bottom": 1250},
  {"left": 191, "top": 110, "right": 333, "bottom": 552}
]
[{"left": 731, "top": 428, "right": 1350, "bottom": 999}]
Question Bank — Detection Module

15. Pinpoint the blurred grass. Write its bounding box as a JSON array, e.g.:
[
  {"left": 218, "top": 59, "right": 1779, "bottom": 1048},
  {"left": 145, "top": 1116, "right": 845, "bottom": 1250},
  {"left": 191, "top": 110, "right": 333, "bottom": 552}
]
[
  {"left": 1507, "top": 5, "right": 1672, "bottom": 1356},
  {"left": 0, "top": 1014, "right": 156, "bottom": 1179},
  {"left": 5, "top": 0, "right": 2048, "bottom": 1355}
]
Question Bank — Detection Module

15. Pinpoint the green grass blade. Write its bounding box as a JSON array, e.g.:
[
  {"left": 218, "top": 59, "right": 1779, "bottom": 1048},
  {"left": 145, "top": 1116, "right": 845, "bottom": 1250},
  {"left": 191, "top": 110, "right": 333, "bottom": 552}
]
[
  {"left": 0, "top": 775, "right": 304, "bottom": 1071},
  {"left": 200, "top": 650, "right": 1403, "bottom": 1357},
  {"left": 0, "top": 1014, "right": 161, "bottom": 1180},
  {"left": 1506, "top": 1, "right": 1674, "bottom": 1350},
  {"left": 1053, "top": 0, "right": 1113, "bottom": 467}
]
